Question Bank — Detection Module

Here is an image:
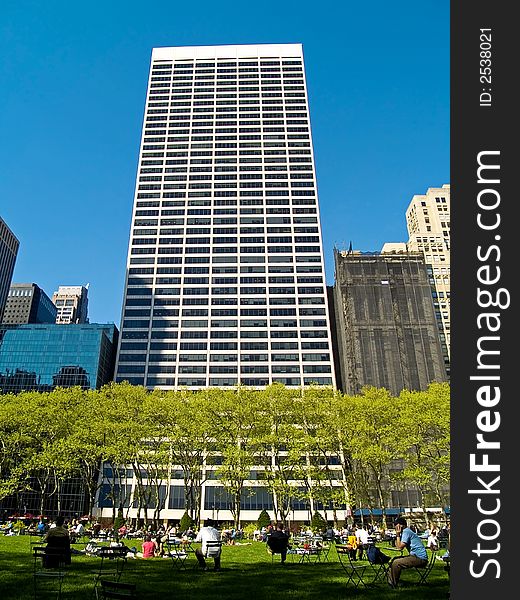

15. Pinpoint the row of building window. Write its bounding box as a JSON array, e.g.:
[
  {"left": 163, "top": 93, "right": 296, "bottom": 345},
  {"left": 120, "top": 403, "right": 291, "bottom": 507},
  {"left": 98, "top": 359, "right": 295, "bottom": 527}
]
[
  {"left": 122, "top": 329, "right": 328, "bottom": 339},
  {"left": 159, "top": 68, "right": 303, "bottom": 72},
  {"left": 128, "top": 269, "right": 321, "bottom": 276},
  {"left": 125, "top": 319, "right": 326, "bottom": 326},
  {"left": 135, "top": 208, "right": 317, "bottom": 216},
  {"left": 153, "top": 59, "right": 303, "bottom": 65},
  {"left": 120, "top": 340, "right": 328, "bottom": 351},
  {"left": 126, "top": 276, "right": 322, "bottom": 283},
  {"left": 118, "top": 364, "right": 331, "bottom": 373},
  {"left": 150, "top": 86, "right": 305, "bottom": 92},
  {"left": 98, "top": 482, "right": 334, "bottom": 512},
  {"left": 124, "top": 307, "right": 325, "bottom": 315},
  {"left": 117, "top": 376, "right": 333, "bottom": 387},
  {"left": 118, "top": 352, "right": 330, "bottom": 362},
  {"left": 126, "top": 285, "right": 323, "bottom": 294},
  {"left": 120, "top": 342, "right": 328, "bottom": 351},
  {"left": 142, "top": 126, "right": 308, "bottom": 132},
  {"left": 124, "top": 297, "right": 325, "bottom": 305},
  {"left": 132, "top": 236, "right": 319, "bottom": 244}
]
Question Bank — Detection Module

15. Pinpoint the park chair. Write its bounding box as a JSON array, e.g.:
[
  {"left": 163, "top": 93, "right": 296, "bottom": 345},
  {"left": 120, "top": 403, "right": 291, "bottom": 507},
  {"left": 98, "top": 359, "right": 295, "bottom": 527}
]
[
  {"left": 98, "top": 580, "right": 137, "bottom": 599},
  {"left": 413, "top": 548, "right": 438, "bottom": 585},
  {"left": 29, "top": 532, "right": 46, "bottom": 547},
  {"left": 365, "top": 544, "right": 391, "bottom": 584},
  {"left": 93, "top": 546, "right": 127, "bottom": 597},
  {"left": 319, "top": 540, "right": 332, "bottom": 562},
  {"left": 169, "top": 544, "right": 188, "bottom": 570},
  {"left": 335, "top": 544, "right": 367, "bottom": 588},
  {"left": 195, "top": 540, "right": 222, "bottom": 570},
  {"left": 33, "top": 546, "right": 68, "bottom": 599},
  {"left": 205, "top": 540, "right": 222, "bottom": 560}
]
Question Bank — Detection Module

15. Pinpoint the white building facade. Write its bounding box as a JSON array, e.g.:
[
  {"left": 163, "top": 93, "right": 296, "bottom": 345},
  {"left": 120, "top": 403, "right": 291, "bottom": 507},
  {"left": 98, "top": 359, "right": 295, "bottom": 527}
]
[
  {"left": 115, "top": 44, "right": 336, "bottom": 390},
  {"left": 52, "top": 285, "right": 89, "bottom": 324},
  {"left": 405, "top": 184, "right": 450, "bottom": 373}
]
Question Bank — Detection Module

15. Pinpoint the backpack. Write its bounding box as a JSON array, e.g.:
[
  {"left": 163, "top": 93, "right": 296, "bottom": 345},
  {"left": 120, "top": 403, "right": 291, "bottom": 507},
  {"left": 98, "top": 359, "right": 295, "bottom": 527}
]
[{"left": 367, "top": 544, "right": 391, "bottom": 564}]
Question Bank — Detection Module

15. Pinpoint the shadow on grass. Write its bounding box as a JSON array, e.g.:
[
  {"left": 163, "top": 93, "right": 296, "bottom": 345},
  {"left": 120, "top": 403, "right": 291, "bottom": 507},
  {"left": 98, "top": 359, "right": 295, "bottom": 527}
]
[{"left": 0, "top": 538, "right": 449, "bottom": 600}]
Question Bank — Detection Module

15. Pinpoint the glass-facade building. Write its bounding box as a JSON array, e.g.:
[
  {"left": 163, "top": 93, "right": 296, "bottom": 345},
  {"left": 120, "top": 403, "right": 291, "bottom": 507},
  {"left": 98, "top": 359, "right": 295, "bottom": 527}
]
[
  {"left": 0, "top": 323, "right": 118, "bottom": 394},
  {"left": 115, "top": 43, "right": 336, "bottom": 390}
]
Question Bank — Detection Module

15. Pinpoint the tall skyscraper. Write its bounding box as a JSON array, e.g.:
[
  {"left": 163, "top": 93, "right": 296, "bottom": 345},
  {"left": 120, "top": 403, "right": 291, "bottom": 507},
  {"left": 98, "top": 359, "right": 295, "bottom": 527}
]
[
  {"left": 115, "top": 44, "right": 335, "bottom": 389},
  {"left": 2, "top": 283, "right": 57, "bottom": 325},
  {"left": 52, "top": 284, "right": 89, "bottom": 324},
  {"left": 404, "top": 184, "right": 450, "bottom": 374},
  {"left": 0, "top": 217, "right": 19, "bottom": 322}
]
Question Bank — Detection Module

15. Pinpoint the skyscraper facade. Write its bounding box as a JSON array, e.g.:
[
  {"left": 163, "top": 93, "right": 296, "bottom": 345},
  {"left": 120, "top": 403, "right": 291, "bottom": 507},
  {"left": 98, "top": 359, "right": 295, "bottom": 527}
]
[
  {"left": 2, "top": 283, "right": 57, "bottom": 325},
  {"left": 404, "top": 184, "right": 450, "bottom": 374},
  {"left": 115, "top": 44, "right": 336, "bottom": 390},
  {"left": 52, "top": 285, "right": 89, "bottom": 324},
  {"left": 0, "top": 217, "right": 19, "bottom": 322},
  {"left": 331, "top": 249, "right": 447, "bottom": 395}
]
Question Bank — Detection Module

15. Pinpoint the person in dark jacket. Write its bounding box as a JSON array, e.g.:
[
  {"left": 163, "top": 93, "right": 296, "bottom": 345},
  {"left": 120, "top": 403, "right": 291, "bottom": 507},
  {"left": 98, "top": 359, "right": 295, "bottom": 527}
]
[
  {"left": 267, "top": 523, "right": 290, "bottom": 563},
  {"left": 43, "top": 515, "right": 71, "bottom": 566}
]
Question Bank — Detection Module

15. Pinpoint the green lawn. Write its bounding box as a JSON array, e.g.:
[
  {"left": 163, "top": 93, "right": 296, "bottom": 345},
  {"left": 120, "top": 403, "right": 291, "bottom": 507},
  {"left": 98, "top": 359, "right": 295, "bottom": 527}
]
[{"left": 0, "top": 536, "right": 450, "bottom": 599}]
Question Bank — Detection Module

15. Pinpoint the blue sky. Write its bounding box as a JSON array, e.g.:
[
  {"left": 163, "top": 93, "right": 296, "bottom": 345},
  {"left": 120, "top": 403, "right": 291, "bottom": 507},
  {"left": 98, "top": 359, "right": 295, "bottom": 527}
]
[{"left": 0, "top": 1, "right": 449, "bottom": 325}]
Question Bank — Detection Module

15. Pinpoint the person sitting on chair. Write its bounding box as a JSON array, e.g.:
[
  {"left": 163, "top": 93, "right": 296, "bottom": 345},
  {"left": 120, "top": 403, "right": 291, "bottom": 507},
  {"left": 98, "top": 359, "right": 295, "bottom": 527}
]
[
  {"left": 346, "top": 531, "right": 358, "bottom": 560},
  {"left": 427, "top": 528, "right": 439, "bottom": 552},
  {"left": 267, "top": 523, "right": 290, "bottom": 564},
  {"left": 355, "top": 524, "right": 370, "bottom": 560},
  {"left": 36, "top": 518, "right": 47, "bottom": 536},
  {"left": 387, "top": 517, "right": 428, "bottom": 588},
  {"left": 194, "top": 519, "right": 221, "bottom": 571},
  {"left": 43, "top": 515, "right": 71, "bottom": 566}
]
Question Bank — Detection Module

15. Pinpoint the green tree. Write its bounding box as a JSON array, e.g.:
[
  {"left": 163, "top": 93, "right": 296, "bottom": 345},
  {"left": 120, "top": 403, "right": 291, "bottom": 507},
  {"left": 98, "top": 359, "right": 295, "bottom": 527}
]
[
  {"left": 395, "top": 382, "right": 450, "bottom": 526},
  {"left": 348, "top": 387, "right": 402, "bottom": 517},
  {"left": 257, "top": 509, "right": 272, "bottom": 529},
  {"left": 257, "top": 384, "right": 303, "bottom": 525},
  {"left": 179, "top": 510, "right": 195, "bottom": 533},
  {"left": 212, "top": 387, "right": 266, "bottom": 529},
  {"left": 310, "top": 510, "right": 327, "bottom": 534},
  {"left": 158, "top": 389, "right": 213, "bottom": 526}
]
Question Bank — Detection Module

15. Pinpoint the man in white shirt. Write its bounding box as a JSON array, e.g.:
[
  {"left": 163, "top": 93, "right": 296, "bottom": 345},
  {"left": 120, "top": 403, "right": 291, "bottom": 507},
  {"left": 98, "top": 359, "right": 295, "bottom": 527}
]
[
  {"left": 355, "top": 524, "right": 370, "bottom": 560},
  {"left": 194, "top": 519, "right": 222, "bottom": 571}
]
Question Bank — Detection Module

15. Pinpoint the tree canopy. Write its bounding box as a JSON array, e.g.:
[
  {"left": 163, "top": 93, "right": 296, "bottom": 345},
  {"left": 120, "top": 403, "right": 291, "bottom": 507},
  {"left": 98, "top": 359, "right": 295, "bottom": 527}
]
[{"left": 0, "top": 381, "right": 450, "bottom": 527}]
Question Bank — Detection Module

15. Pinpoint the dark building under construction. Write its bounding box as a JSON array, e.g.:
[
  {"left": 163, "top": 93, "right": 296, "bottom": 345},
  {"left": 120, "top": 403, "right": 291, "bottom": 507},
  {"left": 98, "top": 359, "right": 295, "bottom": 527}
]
[{"left": 330, "top": 249, "right": 448, "bottom": 396}]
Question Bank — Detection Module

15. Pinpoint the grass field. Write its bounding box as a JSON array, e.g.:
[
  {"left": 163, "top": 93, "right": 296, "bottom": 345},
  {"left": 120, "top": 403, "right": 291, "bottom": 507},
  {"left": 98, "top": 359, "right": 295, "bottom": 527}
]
[{"left": 0, "top": 535, "right": 450, "bottom": 599}]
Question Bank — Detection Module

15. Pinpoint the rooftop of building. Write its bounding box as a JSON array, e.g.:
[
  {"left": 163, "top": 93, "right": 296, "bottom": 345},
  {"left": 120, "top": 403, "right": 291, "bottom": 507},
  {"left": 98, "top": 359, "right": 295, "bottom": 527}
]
[{"left": 152, "top": 43, "right": 303, "bottom": 61}]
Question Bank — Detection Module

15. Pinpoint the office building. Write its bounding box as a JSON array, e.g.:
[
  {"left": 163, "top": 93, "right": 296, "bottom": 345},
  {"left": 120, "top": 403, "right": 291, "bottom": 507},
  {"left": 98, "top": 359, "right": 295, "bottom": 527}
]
[
  {"left": 2, "top": 283, "right": 57, "bottom": 325},
  {"left": 0, "top": 217, "right": 19, "bottom": 322},
  {"left": 52, "top": 285, "right": 89, "bottom": 324},
  {"left": 331, "top": 249, "right": 447, "bottom": 395},
  {"left": 0, "top": 323, "right": 118, "bottom": 394},
  {"left": 115, "top": 44, "right": 336, "bottom": 389},
  {"left": 404, "top": 184, "right": 450, "bottom": 373}
]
